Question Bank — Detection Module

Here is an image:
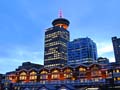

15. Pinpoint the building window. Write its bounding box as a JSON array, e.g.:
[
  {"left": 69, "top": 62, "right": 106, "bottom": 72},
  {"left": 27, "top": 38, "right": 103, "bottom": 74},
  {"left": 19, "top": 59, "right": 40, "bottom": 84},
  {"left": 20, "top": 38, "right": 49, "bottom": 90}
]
[
  {"left": 64, "top": 74, "right": 72, "bottom": 79},
  {"left": 52, "top": 70, "right": 59, "bottom": 73},
  {"left": 64, "top": 68, "right": 72, "bottom": 79},
  {"left": 51, "top": 70, "right": 60, "bottom": 79},
  {"left": 29, "top": 71, "right": 37, "bottom": 80},
  {"left": 8, "top": 76, "right": 13, "bottom": 81},
  {"left": 40, "top": 71, "right": 48, "bottom": 74},
  {"left": 40, "top": 70, "right": 48, "bottom": 79},
  {"left": 94, "top": 78, "right": 99, "bottom": 82},
  {"left": 91, "top": 78, "right": 99, "bottom": 82},
  {"left": 40, "top": 75, "right": 48, "bottom": 79},
  {"left": 117, "top": 77, "right": 120, "bottom": 80},
  {"left": 19, "top": 72, "right": 27, "bottom": 80},
  {"left": 116, "top": 69, "right": 120, "bottom": 73},
  {"left": 64, "top": 68, "right": 72, "bottom": 73},
  {"left": 79, "top": 67, "right": 86, "bottom": 72},
  {"left": 52, "top": 74, "right": 59, "bottom": 79}
]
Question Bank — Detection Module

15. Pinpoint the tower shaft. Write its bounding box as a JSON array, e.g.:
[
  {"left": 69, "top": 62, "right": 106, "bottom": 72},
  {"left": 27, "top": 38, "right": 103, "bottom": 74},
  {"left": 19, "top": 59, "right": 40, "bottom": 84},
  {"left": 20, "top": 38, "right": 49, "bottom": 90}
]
[{"left": 44, "top": 15, "right": 70, "bottom": 68}]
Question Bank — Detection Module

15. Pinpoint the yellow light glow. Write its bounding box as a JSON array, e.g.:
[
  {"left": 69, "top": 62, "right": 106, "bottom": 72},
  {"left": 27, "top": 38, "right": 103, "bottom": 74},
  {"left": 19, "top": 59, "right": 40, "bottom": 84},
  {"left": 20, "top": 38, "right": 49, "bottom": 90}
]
[
  {"left": 55, "top": 24, "right": 68, "bottom": 29},
  {"left": 116, "top": 69, "right": 120, "bottom": 73},
  {"left": 79, "top": 67, "right": 86, "bottom": 72}
]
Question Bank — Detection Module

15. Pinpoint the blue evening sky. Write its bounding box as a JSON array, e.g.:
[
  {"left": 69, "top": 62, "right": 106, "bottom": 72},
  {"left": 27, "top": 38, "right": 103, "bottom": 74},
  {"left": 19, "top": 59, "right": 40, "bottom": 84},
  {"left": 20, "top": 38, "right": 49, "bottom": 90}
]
[{"left": 0, "top": 0, "right": 120, "bottom": 74}]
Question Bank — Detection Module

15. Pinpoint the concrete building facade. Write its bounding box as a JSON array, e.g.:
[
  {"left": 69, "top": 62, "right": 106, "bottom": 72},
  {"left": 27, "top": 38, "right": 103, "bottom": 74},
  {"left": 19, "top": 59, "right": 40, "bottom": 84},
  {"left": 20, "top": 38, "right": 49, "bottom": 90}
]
[{"left": 44, "top": 16, "right": 70, "bottom": 68}]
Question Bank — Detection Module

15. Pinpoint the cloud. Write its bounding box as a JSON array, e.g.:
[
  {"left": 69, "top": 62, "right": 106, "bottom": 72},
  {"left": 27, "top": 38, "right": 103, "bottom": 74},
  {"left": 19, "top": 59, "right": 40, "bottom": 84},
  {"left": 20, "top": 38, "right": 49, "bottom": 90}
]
[
  {"left": 109, "top": 57, "right": 115, "bottom": 62},
  {"left": 11, "top": 47, "right": 44, "bottom": 64},
  {"left": 97, "top": 42, "right": 115, "bottom": 62},
  {"left": 97, "top": 42, "right": 113, "bottom": 56},
  {"left": 0, "top": 46, "right": 44, "bottom": 74}
]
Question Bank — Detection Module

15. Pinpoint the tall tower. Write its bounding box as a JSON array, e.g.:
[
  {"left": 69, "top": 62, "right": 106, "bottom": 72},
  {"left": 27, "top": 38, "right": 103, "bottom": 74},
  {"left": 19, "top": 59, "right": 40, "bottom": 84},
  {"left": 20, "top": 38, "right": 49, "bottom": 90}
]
[
  {"left": 44, "top": 12, "right": 70, "bottom": 68},
  {"left": 112, "top": 36, "right": 120, "bottom": 64}
]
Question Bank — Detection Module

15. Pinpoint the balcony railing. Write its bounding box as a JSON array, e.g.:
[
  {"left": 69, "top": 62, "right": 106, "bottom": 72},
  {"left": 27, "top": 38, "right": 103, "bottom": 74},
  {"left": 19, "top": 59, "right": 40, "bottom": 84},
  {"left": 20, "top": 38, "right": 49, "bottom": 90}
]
[{"left": 13, "top": 79, "right": 107, "bottom": 86}]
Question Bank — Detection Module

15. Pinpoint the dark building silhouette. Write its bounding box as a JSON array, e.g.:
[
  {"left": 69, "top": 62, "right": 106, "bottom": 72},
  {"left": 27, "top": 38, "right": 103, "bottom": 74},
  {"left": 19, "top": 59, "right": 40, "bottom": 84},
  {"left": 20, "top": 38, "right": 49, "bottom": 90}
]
[
  {"left": 44, "top": 13, "right": 70, "bottom": 67},
  {"left": 16, "top": 62, "right": 43, "bottom": 71},
  {"left": 0, "top": 74, "right": 4, "bottom": 90},
  {"left": 97, "top": 57, "right": 109, "bottom": 64},
  {"left": 112, "top": 36, "right": 120, "bottom": 64}
]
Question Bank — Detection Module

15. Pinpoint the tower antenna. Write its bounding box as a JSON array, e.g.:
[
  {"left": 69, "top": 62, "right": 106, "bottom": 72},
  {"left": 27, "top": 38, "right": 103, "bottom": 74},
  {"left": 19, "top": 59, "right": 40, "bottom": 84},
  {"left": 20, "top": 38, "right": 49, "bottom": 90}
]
[{"left": 59, "top": 9, "right": 63, "bottom": 18}]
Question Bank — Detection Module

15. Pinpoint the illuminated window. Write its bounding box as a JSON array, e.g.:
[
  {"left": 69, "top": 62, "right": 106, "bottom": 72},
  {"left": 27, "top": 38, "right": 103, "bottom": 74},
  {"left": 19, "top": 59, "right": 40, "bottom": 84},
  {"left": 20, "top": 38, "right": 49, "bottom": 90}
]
[
  {"left": 64, "top": 68, "right": 72, "bottom": 78},
  {"left": 30, "top": 71, "right": 37, "bottom": 75},
  {"left": 106, "top": 71, "right": 108, "bottom": 74},
  {"left": 52, "top": 74, "right": 59, "bottom": 79},
  {"left": 9, "top": 76, "right": 13, "bottom": 80},
  {"left": 116, "top": 69, "right": 120, "bottom": 73},
  {"left": 51, "top": 70, "right": 60, "bottom": 79},
  {"left": 79, "top": 67, "right": 86, "bottom": 72},
  {"left": 94, "top": 78, "right": 99, "bottom": 82},
  {"left": 29, "top": 71, "right": 37, "bottom": 80},
  {"left": 64, "top": 73, "right": 72, "bottom": 79},
  {"left": 52, "top": 70, "right": 59, "bottom": 73},
  {"left": 41, "top": 71, "right": 48, "bottom": 74},
  {"left": 91, "top": 78, "right": 100, "bottom": 82},
  {"left": 19, "top": 71, "right": 27, "bottom": 80},
  {"left": 117, "top": 77, "right": 120, "bottom": 80},
  {"left": 64, "top": 68, "right": 72, "bottom": 73},
  {"left": 40, "top": 70, "right": 48, "bottom": 79}
]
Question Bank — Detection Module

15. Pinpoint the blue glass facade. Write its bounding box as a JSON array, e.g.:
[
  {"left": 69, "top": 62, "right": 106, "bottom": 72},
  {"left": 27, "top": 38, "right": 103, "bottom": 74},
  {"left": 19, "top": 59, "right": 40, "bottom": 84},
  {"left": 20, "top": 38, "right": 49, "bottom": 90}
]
[{"left": 68, "top": 37, "right": 97, "bottom": 65}]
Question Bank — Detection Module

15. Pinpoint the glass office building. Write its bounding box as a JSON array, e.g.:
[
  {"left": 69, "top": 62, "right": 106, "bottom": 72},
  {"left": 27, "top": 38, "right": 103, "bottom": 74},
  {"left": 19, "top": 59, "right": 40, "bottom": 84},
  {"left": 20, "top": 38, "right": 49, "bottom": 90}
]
[{"left": 68, "top": 37, "right": 97, "bottom": 65}]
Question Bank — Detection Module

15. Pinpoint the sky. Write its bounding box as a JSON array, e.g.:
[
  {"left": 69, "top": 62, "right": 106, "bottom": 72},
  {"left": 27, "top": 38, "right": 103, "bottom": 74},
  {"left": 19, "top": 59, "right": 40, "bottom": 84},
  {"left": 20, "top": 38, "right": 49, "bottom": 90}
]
[{"left": 0, "top": 0, "right": 120, "bottom": 74}]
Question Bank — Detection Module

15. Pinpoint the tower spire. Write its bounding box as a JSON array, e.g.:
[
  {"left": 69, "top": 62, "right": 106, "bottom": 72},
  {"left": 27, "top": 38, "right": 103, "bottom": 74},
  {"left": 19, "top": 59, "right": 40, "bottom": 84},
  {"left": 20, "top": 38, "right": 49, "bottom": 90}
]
[{"left": 59, "top": 9, "right": 63, "bottom": 18}]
